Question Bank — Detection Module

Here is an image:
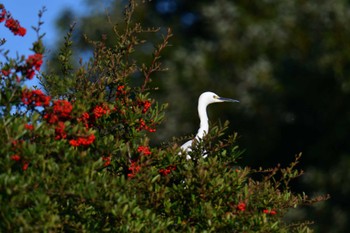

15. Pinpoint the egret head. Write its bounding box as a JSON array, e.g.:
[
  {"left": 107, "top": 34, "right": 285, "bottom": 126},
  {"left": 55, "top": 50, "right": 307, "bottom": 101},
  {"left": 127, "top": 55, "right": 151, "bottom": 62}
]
[{"left": 199, "top": 91, "right": 239, "bottom": 105}]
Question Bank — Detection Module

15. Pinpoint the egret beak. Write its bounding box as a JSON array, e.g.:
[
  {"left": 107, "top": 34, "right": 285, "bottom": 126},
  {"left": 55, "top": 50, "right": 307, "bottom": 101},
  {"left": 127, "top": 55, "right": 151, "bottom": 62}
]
[{"left": 218, "top": 97, "right": 239, "bottom": 103}]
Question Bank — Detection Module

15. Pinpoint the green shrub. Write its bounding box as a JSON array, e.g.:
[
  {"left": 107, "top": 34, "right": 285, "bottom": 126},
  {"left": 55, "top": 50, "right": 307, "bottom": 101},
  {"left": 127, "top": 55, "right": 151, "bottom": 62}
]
[{"left": 0, "top": 1, "right": 327, "bottom": 232}]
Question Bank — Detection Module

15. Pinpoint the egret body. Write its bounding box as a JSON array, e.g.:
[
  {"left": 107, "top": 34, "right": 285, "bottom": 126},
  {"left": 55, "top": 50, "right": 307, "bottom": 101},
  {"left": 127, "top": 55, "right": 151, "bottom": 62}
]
[{"left": 180, "top": 91, "right": 239, "bottom": 159}]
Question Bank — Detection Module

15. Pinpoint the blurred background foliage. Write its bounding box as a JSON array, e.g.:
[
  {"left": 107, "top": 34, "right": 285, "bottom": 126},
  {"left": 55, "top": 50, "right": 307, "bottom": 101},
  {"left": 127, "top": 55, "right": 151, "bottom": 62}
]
[{"left": 49, "top": 0, "right": 350, "bottom": 232}]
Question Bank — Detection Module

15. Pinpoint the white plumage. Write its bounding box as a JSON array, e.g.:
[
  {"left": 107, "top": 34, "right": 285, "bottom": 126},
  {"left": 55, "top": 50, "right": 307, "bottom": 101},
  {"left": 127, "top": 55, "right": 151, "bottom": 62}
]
[{"left": 180, "top": 91, "right": 239, "bottom": 159}]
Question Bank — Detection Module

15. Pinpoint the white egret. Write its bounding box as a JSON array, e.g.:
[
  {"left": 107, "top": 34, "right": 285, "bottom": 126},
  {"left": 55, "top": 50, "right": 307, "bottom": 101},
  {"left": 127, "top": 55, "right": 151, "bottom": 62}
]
[{"left": 180, "top": 91, "right": 239, "bottom": 159}]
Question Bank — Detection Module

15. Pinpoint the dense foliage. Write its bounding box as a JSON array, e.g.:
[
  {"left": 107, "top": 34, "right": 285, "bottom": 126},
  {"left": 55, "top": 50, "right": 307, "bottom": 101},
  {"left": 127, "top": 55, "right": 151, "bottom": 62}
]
[
  {"left": 0, "top": 1, "right": 326, "bottom": 232},
  {"left": 53, "top": 1, "right": 350, "bottom": 232}
]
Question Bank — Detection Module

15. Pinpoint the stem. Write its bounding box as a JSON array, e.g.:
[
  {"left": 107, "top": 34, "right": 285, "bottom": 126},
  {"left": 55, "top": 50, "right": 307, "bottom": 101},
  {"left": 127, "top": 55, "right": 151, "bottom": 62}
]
[{"left": 141, "top": 28, "right": 172, "bottom": 92}]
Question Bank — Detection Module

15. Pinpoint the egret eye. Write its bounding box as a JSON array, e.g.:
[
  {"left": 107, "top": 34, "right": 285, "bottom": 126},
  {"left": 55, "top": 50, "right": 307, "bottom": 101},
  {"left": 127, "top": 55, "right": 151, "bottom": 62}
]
[{"left": 213, "top": 95, "right": 218, "bottom": 99}]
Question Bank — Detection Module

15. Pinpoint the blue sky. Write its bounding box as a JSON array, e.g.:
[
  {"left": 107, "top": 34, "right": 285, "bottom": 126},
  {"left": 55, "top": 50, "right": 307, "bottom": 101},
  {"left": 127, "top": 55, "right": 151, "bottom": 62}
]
[{"left": 1, "top": 0, "right": 87, "bottom": 87}]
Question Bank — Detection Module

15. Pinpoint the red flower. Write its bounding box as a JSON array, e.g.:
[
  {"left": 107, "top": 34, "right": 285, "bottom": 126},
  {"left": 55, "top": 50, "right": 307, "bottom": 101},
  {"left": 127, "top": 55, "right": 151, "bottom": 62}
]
[
  {"left": 102, "top": 156, "right": 111, "bottom": 167},
  {"left": 137, "top": 118, "right": 156, "bottom": 133},
  {"left": 137, "top": 145, "right": 151, "bottom": 156},
  {"left": 5, "top": 18, "right": 26, "bottom": 36},
  {"left": 143, "top": 101, "right": 151, "bottom": 113},
  {"left": 116, "top": 85, "right": 126, "bottom": 96},
  {"left": 21, "top": 54, "right": 43, "bottom": 79},
  {"left": 69, "top": 139, "right": 80, "bottom": 147},
  {"left": 44, "top": 99, "right": 72, "bottom": 125},
  {"left": 69, "top": 134, "right": 95, "bottom": 147},
  {"left": 44, "top": 113, "right": 59, "bottom": 124},
  {"left": 17, "top": 26, "right": 26, "bottom": 36},
  {"left": 78, "top": 112, "right": 90, "bottom": 129},
  {"left": 26, "top": 53, "right": 43, "bottom": 70},
  {"left": 81, "top": 112, "right": 89, "bottom": 120},
  {"left": 11, "top": 140, "right": 23, "bottom": 148},
  {"left": 22, "top": 89, "right": 51, "bottom": 107},
  {"left": 24, "top": 124, "right": 34, "bottom": 130},
  {"left": 1, "top": 69, "right": 10, "bottom": 76},
  {"left": 117, "top": 85, "right": 125, "bottom": 91},
  {"left": 26, "top": 69, "right": 35, "bottom": 79},
  {"left": 53, "top": 100, "right": 73, "bottom": 118},
  {"left": 128, "top": 161, "right": 141, "bottom": 179},
  {"left": 263, "top": 209, "right": 277, "bottom": 215},
  {"left": 237, "top": 202, "right": 246, "bottom": 212},
  {"left": 159, "top": 165, "right": 176, "bottom": 176},
  {"left": 10, "top": 154, "right": 21, "bottom": 161},
  {"left": 138, "top": 100, "right": 152, "bottom": 113},
  {"left": 5, "top": 18, "right": 15, "bottom": 27},
  {"left": 93, "top": 105, "right": 109, "bottom": 119},
  {"left": 54, "top": 121, "right": 67, "bottom": 140},
  {"left": 159, "top": 168, "right": 171, "bottom": 176},
  {"left": 0, "top": 6, "right": 26, "bottom": 36},
  {"left": 0, "top": 8, "right": 6, "bottom": 23},
  {"left": 86, "top": 134, "right": 96, "bottom": 145},
  {"left": 22, "top": 162, "right": 29, "bottom": 171}
]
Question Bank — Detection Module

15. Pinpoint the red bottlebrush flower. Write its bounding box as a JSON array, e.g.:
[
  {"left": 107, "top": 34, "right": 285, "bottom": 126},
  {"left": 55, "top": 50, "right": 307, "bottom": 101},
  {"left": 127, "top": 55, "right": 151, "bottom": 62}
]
[
  {"left": 137, "top": 145, "right": 151, "bottom": 156},
  {"left": 10, "top": 154, "right": 21, "bottom": 161},
  {"left": 24, "top": 124, "right": 34, "bottom": 130},
  {"left": 237, "top": 202, "right": 246, "bottom": 212}
]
